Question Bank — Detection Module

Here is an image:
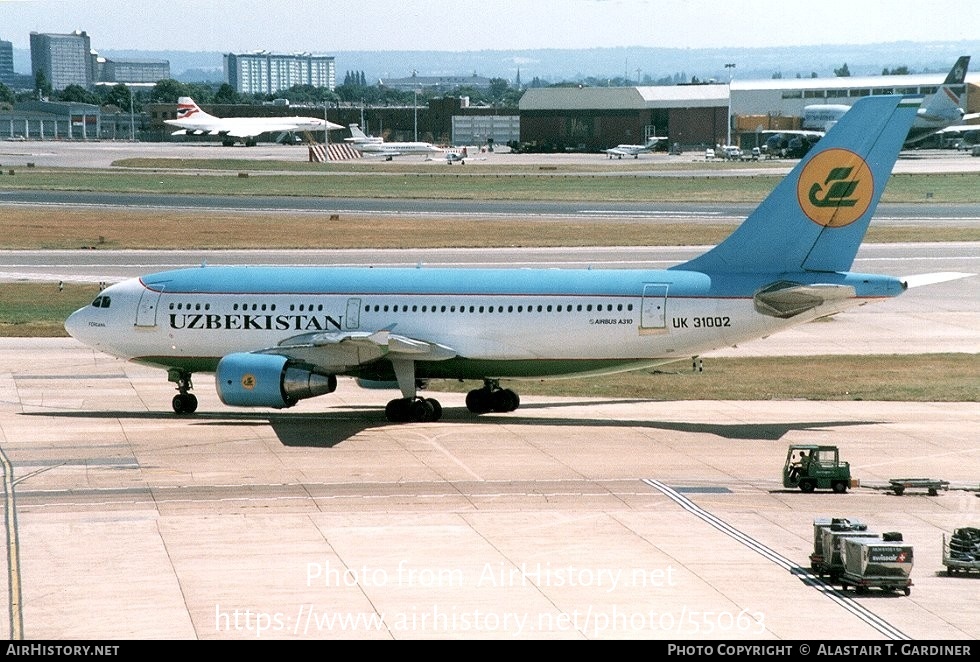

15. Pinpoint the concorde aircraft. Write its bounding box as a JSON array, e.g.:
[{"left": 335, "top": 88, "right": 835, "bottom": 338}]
[
  {"left": 165, "top": 97, "right": 344, "bottom": 147},
  {"left": 66, "top": 95, "right": 969, "bottom": 423}
]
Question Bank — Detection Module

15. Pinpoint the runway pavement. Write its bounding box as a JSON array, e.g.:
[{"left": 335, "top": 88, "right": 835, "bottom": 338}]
[
  {"left": 3, "top": 139, "right": 980, "bottom": 174},
  {"left": 0, "top": 338, "right": 977, "bottom": 640}
]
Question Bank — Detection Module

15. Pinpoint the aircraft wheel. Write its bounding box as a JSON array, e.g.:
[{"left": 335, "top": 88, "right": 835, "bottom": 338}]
[
  {"left": 410, "top": 398, "right": 436, "bottom": 422},
  {"left": 385, "top": 397, "right": 412, "bottom": 422},
  {"left": 466, "top": 388, "right": 493, "bottom": 414},
  {"left": 386, "top": 397, "right": 441, "bottom": 423},
  {"left": 492, "top": 389, "right": 520, "bottom": 413},
  {"left": 172, "top": 393, "right": 198, "bottom": 415},
  {"left": 426, "top": 398, "right": 443, "bottom": 422}
]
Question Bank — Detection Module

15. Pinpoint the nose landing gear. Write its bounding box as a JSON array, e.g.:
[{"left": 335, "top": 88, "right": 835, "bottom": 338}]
[{"left": 168, "top": 369, "right": 198, "bottom": 414}]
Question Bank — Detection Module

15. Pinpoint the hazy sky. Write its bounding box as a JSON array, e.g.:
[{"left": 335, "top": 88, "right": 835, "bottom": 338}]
[{"left": 1, "top": 0, "right": 973, "bottom": 52}]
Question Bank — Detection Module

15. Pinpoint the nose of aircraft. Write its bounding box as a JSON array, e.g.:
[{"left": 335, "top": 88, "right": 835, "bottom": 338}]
[
  {"left": 64, "top": 305, "right": 86, "bottom": 339},
  {"left": 64, "top": 303, "right": 96, "bottom": 344}
]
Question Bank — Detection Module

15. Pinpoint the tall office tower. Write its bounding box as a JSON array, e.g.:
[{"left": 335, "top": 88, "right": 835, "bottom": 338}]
[
  {"left": 30, "top": 30, "right": 94, "bottom": 90},
  {"left": 225, "top": 51, "right": 336, "bottom": 95},
  {"left": 0, "top": 39, "right": 14, "bottom": 77}
]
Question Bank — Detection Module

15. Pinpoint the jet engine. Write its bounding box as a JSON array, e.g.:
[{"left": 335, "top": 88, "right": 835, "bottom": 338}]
[{"left": 215, "top": 353, "right": 337, "bottom": 408}]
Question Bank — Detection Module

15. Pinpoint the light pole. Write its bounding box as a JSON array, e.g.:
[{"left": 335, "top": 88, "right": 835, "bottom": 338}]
[
  {"left": 412, "top": 69, "right": 418, "bottom": 142},
  {"left": 725, "top": 63, "right": 736, "bottom": 147},
  {"left": 129, "top": 87, "right": 135, "bottom": 142}
]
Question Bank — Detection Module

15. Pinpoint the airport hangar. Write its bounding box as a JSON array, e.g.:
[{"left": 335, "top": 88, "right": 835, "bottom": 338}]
[{"left": 518, "top": 70, "right": 980, "bottom": 152}]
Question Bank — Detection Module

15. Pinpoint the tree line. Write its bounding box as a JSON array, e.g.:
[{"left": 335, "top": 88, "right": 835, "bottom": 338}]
[
  {"left": 0, "top": 62, "right": 920, "bottom": 111},
  {"left": 1, "top": 72, "right": 523, "bottom": 112}
]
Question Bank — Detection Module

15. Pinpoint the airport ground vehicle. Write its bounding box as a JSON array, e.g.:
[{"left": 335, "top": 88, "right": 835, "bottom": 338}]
[
  {"left": 783, "top": 444, "right": 852, "bottom": 493},
  {"left": 887, "top": 477, "right": 949, "bottom": 496},
  {"left": 839, "top": 533, "right": 913, "bottom": 595},
  {"left": 809, "top": 518, "right": 877, "bottom": 579},
  {"left": 809, "top": 518, "right": 914, "bottom": 595},
  {"left": 721, "top": 145, "right": 743, "bottom": 160},
  {"left": 943, "top": 527, "right": 980, "bottom": 575}
]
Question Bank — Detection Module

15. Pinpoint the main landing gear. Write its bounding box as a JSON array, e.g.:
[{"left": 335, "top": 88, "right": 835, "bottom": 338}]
[
  {"left": 385, "top": 397, "right": 443, "bottom": 423},
  {"left": 465, "top": 379, "right": 520, "bottom": 414},
  {"left": 168, "top": 369, "right": 198, "bottom": 415},
  {"left": 382, "top": 360, "right": 522, "bottom": 423},
  {"left": 384, "top": 358, "right": 443, "bottom": 423}
]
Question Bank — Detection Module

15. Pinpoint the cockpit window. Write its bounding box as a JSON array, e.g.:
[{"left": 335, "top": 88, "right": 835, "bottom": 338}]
[
  {"left": 91, "top": 296, "right": 102, "bottom": 308},
  {"left": 91, "top": 296, "right": 111, "bottom": 309}
]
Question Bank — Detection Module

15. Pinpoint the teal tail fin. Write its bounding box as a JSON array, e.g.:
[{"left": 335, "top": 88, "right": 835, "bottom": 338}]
[{"left": 675, "top": 95, "right": 921, "bottom": 274}]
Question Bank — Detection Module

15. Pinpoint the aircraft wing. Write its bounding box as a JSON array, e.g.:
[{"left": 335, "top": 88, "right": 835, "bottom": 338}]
[
  {"left": 225, "top": 123, "right": 289, "bottom": 139},
  {"left": 225, "top": 127, "right": 263, "bottom": 138},
  {"left": 221, "top": 120, "right": 333, "bottom": 139},
  {"left": 256, "top": 329, "right": 457, "bottom": 373}
]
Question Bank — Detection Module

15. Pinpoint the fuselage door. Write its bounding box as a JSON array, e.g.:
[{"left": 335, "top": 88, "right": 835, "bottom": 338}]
[
  {"left": 345, "top": 298, "right": 361, "bottom": 330},
  {"left": 640, "top": 283, "right": 668, "bottom": 334},
  {"left": 135, "top": 287, "right": 164, "bottom": 327}
]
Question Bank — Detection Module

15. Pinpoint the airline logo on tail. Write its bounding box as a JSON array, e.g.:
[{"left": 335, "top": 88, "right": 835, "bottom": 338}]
[
  {"left": 797, "top": 149, "right": 873, "bottom": 227},
  {"left": 175, "top": 98, "right": 203, "bottom": 119}
]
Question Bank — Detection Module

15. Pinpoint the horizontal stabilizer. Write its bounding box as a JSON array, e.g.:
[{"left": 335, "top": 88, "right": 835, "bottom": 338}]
[
  {"left": 902, "top": 272, "right": 975, "bottom": 289},
  {"left": 754, "top": 281, "right": 856, "bottom": 318}
]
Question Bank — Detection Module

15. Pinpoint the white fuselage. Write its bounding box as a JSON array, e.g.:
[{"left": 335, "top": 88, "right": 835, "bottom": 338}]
[
  {"left": 349, "top": 141, "right": 442, "bottom": 155},
  {"left": 65, "top": 266, "right": 892, "bottom": 382},
  {"left": 167, "top": 115, "right": 329, "bottom": 136}
]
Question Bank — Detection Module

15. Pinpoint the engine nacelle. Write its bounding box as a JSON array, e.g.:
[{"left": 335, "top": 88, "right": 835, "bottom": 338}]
[{"left": 216, "top": 353, "right": 337, "bottom": 408}]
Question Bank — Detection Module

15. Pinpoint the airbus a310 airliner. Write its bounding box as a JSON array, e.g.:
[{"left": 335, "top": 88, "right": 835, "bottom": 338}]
[{"left": 66, "top": 95, "right": 966, "bottom": 423}]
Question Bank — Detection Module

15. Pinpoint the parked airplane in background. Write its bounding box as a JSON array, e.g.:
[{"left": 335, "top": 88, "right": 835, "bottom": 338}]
[
  {"left": 345, "top": 124, "right": 442, "bottom": 160},
  {"left": 603, "top": 137, "right": 666, "bottom": 159},
  {"left": 444, "top": 147, "right": 474, "bottom": 164},
  {"left": 165, "top": 97, "right": 343, "bottom": 146},
  {"left": 902, "top": 55, "right": 976, "bottom": 145},
  {"left": 935, "top": 124, "right": 980, "bottom": 150},
  {"left": 66, "top": 95, "right": 970, "bottom": 423},
  {"left": 791, "top": 56, "right": 974, "bottom": 149}
]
